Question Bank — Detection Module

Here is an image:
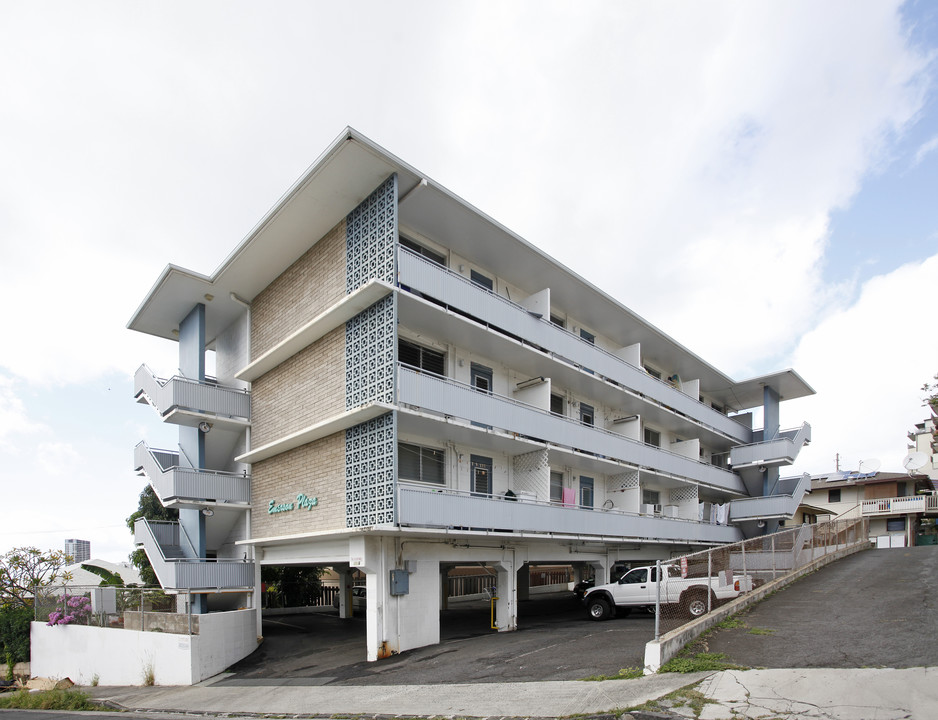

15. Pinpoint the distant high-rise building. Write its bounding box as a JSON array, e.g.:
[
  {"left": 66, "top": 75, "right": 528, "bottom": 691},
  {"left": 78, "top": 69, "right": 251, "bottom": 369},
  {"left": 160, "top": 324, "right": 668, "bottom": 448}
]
[{"left": 64, "top": 539, "right": 90, "bottom": 564}]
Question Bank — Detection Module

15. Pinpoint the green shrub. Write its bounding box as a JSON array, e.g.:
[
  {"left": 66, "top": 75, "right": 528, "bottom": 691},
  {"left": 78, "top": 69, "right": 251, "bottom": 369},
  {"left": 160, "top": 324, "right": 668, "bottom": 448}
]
[
  {"left": 0, "top": 605, "right": 32, "bottom": 664},
  {"left": 0, "top": 689, "right": 104, "bottom": 711}
]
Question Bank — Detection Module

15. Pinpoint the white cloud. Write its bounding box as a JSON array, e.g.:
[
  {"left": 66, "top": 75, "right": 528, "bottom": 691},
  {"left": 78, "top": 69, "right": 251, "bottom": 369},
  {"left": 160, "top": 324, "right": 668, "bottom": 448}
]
[
  {"left": 417, "top": 1, "right": 929, "bottom": 376},
  {"left": 35, "top": 441, "right": 82, "bottom": 477},
  {"left": 913, "top": 135, "right": 938, "bottom": 167},
  {"left": 0, "top": 376, "right": 46, "bottom": 451},
  {"left": 784, "top": 253, "right": 938, "bottom": 474}
]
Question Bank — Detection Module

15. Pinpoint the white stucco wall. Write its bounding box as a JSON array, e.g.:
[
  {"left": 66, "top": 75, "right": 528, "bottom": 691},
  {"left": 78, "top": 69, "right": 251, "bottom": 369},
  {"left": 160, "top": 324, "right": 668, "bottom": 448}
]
[{"left": 30, "top": 609, "right": 258, "bottom": 686}]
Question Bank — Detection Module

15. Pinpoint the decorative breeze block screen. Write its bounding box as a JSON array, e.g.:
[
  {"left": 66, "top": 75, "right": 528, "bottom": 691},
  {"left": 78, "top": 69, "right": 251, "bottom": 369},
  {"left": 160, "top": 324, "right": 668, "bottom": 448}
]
[
  {"left": 345, "top": 412, "right": 396, "bottom": 528},
  {"left": 346, "top": 174, "right": 397, "bottom": 294},
  {"left": 345, "top": 294, "right": 396, "bottom": 409}
]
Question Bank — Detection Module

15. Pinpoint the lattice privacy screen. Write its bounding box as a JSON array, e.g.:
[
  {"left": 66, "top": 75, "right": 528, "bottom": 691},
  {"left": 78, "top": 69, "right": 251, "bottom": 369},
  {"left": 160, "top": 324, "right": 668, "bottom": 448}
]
[{"left": 610, "top": 470, "right": 640, "bottom": 491}]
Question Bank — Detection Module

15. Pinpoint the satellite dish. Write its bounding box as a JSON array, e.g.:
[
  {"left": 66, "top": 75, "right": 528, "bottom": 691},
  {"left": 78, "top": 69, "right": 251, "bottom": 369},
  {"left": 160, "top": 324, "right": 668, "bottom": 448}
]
[
  {"left": 858, "top": 458, "right": 881, "bottom": 473},
  {"left": 902, "top": 451, "right": 929, "bottom": 472}
]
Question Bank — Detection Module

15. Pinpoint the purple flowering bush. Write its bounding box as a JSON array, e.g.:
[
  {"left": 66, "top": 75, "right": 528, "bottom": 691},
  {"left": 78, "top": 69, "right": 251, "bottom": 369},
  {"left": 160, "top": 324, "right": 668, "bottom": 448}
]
[{"left": 46, "top": 594, "right": 92, "bottom": 626}]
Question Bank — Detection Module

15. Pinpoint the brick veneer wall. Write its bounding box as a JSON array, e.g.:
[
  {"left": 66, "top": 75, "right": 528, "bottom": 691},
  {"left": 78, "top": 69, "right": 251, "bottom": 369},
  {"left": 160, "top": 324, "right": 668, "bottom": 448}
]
[
  {"left": 250, "top": 221, "right": 346, "bottom": 358},
  {"left": 251, "top": 433, "right": 347, "bottom": 537},
  {"left": 250, "top": 327, "right": 345, "bottom": 447}
]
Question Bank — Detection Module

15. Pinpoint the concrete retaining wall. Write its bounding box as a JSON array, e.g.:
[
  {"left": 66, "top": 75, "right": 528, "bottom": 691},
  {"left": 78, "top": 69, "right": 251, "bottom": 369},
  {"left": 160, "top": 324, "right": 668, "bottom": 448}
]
[
  {"left": 644, "top": 542, "right": 870, "bottom": 673},
  {"left": 30, "top": 608, "right": 258, "bottom": 685}
]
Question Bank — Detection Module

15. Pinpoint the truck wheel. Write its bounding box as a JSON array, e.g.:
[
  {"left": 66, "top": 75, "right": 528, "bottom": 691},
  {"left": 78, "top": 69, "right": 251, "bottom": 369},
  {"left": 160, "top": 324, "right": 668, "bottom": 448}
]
[
  {"left": 683, "top": 592, "right": 709, "bottom": 618},
  {"left": 587, "top": 597, "right": 613, "bottom": 621}
]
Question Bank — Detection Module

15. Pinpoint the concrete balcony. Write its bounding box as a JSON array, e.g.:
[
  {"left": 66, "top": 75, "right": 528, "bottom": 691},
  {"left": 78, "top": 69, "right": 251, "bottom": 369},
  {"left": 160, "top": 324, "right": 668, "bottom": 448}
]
[
  {"left": 729, "top": 473, "right": 811, "bottom": 522},
  {"left": 397, "top": 248, "right": 752, "bottom": 445},
  {"left": 729, "top": 423, "right": 811, "bottom": 469},
  {"left": 134, "top": 441, "right": 251, "bottom": 507},
  {"left": 862, "top": 494, "right": 938, "bottom": 517},
  {"left": 134, "top": 519, "right": 254, "bottom": 592},
  {"left": 134, "top": 364, "right": 250, "bottom": 430},
  {"left": 397, "top": 483, "right": 742, "bottom": 544},
  {"left": 397, "top": 365, "right": 745, "bottom": 494}
]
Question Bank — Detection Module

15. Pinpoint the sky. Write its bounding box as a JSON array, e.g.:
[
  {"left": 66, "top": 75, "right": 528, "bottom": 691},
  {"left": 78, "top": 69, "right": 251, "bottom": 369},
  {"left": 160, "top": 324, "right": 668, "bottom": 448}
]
[{"left": 2, "top": 1, "right": 937, "bottom": 562}]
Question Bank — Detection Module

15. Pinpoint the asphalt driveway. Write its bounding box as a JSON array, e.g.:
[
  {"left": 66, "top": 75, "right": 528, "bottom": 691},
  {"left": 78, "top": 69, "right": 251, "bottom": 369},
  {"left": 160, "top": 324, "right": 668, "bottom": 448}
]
[
  {"left": 221, "top": 591, "right": 655, "bottom": 685},
  {"left": 703, "top": 545, "right": 938, "bottom": 668}
]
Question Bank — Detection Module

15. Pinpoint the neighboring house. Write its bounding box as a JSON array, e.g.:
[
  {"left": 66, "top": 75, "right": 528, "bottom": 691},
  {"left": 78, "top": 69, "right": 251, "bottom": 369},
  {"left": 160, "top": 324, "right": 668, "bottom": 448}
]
[
  {"left": 799, "top": 471, "right": 936, "bottom": 548},
  {"left": 127, "top": 127, "right": 815, "bottom": 663}
]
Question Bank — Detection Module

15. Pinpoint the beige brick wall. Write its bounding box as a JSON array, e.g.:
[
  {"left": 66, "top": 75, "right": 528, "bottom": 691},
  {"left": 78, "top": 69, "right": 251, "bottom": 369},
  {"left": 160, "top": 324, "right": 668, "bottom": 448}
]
[
  {"left": 251, "top": 433, "right": 347, "bottom": 538},
  {"left": 251, "top": 220, "right": 346, "bottom": 358},
  {"left": 250, "top": 326, "right": 346, "bottom": 447}
]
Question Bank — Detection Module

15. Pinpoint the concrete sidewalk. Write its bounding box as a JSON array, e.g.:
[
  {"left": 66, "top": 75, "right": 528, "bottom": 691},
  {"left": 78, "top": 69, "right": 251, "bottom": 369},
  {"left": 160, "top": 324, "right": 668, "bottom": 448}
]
[
  {"left": 90, "top": 672, "right": 710, "bottom": 718},
  {"left": 88, "top": 667, "right": 938, "bottom": 719}
]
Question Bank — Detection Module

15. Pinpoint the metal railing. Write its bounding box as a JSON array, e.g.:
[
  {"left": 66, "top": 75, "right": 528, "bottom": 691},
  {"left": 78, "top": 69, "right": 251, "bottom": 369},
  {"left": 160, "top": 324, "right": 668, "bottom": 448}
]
[
  {"left": 134, "top": 441, "right": 251, "bottom": 505},
  {"left": 649, "top": 516, "right": 869, "bottom": 637},
  {"left": 398, "top": 364, "right": 745, "bottom": 493},
  {"left": 398, "top": 482, "right": 742, "bottom": 544},
  {"left": 34, "top": 585, "right": 198, "bottom": 635},
  {"left": 729, "top": 422, "right": 812, "bottom": 468},
  {"left": 134, "top": 364, "right": 250, "bottom": 422},
  {"left": 729, "top": 473, "right": 812, "bottom": 521},
  {"left": 134, "top": 518, "right": 255, "bottom": 591},
  {"left": 397, "top": 247, "right": 752, "bottom": 444},
  {"left": 862, "top": 494, "right": 938, "bottom": 516}
]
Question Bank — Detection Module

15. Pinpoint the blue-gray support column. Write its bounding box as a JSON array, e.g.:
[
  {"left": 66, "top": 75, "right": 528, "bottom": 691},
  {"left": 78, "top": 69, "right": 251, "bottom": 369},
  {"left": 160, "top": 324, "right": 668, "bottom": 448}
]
[
  {"left": 762, "top": 385, "right": 781, "bottom": 535},
  {"left": 178, "top": 304, "right": 208, "bottom": 612}
]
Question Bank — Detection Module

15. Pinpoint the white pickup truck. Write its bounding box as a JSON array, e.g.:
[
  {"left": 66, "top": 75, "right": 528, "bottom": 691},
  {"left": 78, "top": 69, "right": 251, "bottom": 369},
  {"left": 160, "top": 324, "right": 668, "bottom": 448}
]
[{"left": 583, "top": 563, "right": 755, "bottom": 620}]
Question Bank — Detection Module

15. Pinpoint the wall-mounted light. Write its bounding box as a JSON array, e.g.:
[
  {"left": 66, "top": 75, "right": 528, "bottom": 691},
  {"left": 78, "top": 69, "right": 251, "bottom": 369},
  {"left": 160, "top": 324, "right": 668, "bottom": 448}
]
[
  {"left": 204, "top": 294, "right": 214, "bottom": 302},
  {"left": 198, "top": 421, "right": 212, "bottom": 433},
  {"left": 201, "top": 508, "right": 214, "bottom": 517}
]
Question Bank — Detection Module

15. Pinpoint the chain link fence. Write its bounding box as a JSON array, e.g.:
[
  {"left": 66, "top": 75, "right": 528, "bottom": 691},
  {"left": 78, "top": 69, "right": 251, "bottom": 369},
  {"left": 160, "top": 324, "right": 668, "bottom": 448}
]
[
  {"left": 34, "top": 586, "right": 196, "bottom": 634},
  {"left": 652, "top": 516, "right": 870, "bottom": 637}
]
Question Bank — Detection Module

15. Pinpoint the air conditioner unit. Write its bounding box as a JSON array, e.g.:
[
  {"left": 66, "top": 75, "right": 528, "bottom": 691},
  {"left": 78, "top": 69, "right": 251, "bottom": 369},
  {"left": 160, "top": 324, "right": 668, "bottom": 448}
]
[
  {"left": 640, "top": 504, "right": 656, "bottom": 515},
  {"left": 661, "top": 505, "right": 679, "bottom": 518}
]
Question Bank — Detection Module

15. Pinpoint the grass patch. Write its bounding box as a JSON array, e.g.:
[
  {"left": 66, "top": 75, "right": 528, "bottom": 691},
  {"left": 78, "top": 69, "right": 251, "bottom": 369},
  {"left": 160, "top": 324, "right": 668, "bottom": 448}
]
[
  {"left": 659, "top": 652, "right": 747, "bottom": 673},
  {"left": 714, "top": 615, "right": 747, "bottom": 629},
  {"left": 0, "top": 688, "right": 109, "bottom": 711},
  {"left": 580, "top": 666, "right": 643, "bottom": 681},
  {"left": 625, "top": 680, "right": 718, "bottom": 716},
  {"left": 747, "top": 627, "right": 775, "bottom": 635}
]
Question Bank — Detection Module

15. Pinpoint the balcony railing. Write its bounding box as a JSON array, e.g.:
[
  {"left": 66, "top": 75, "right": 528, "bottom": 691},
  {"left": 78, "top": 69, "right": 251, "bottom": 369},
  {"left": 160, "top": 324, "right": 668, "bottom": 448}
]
[
  {"left": 397, "top": 248, "right": 752, "bottom": 444},
  {"left": 397, "top": 364, "right": 745, "bottom": 493},
  {"left": 729, "top": 473, "right": 811, "bottom": 521},
  {"left": 134, "top": 442, "right": 251, "bottom": 506},
  {"left": 134, "top": 364, "right": 250, "bottom": 428},
  {"left": 729, "top": 422, "right": 812, "bottom": 469},
  {"left": 862, "top": 494, "right": 938, "bottom": 516},
  {"left": 397, "top": 483, "right": 742, "bottom": 544},
  {"left": 134, "top": 518, "right": 254, "bottom": 591}
]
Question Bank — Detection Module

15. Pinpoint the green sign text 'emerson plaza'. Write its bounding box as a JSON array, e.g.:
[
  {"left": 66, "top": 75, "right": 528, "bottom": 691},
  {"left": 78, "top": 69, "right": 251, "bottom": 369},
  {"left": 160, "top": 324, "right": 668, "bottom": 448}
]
[{"left": 268, "top": 493, "right": 319, "bottom": 514}]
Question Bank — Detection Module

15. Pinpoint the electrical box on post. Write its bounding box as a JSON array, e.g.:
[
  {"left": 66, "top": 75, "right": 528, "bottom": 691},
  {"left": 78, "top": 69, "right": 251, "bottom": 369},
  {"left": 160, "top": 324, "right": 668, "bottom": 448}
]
[{"left": 390, "top": 569, "right": 409, "bottom": 596}]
